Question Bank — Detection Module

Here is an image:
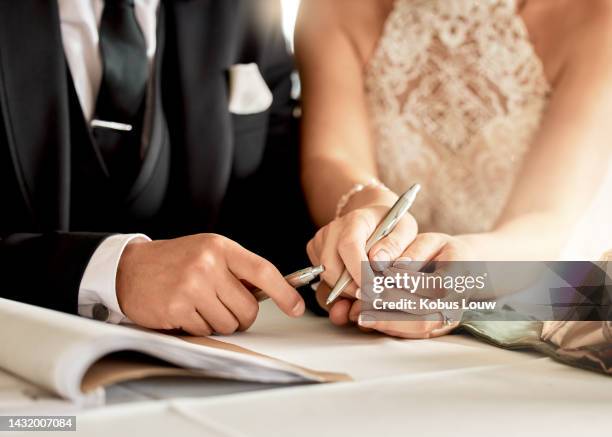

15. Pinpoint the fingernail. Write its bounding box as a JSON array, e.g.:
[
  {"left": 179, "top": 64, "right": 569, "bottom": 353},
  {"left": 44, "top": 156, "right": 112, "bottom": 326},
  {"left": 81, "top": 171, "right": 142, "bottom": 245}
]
[
  {"left": 355, "top": 288, "right": 362, "bottom": 300},
  {"left": 374, "top": 249, "right": 390, "bottom": 263},
  {"left": 358, "top": 315, "right": 375, "bottom": 328},
  {"left": 372, "top": 249, "right": 391, "bottom": 271},
  {"left": 393, "top": 256, "right": 413, "bottom": 267},
  {"left": 292, "top": 300, "right": 305, "bottom": 316}
]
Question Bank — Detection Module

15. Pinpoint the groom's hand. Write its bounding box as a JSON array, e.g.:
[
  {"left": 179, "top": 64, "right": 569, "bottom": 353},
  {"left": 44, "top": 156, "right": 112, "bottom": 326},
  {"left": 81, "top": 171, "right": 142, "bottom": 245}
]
[{"left": 116, "top": 234, "right": 305, "bottom": 336}]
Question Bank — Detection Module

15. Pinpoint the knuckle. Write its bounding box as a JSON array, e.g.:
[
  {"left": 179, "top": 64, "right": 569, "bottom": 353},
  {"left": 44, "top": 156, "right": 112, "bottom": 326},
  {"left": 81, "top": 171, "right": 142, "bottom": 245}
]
[
  {"left": 166, "top": 299, "right": 187, "bottom": 320},
  {"left": 337, "top": 233, "right": 359, "bottom": 253},
  {"left": 192, "top": 321, "right": 212, "bottom": 336},
  {"left": 178, "top": 276, "right": 199, "bottom": 296},
  {"left": 402, "top": 213, "right": 419, "bottom": 233},
  {"left": 383, "top": 235, "right": 404, "bottom": 255},
  {"left": 423, "top": 233, "right": 444, "bottom": 244},
  {"left": 416, "top": 232, "right": 432, "bottom": 241},
  {"left": 203, "top": 233, "right": 227, "bottom": 251},
  {"left": 177, "top": 264, "right": 201, "bottom": 285},
  {"left": 407, "top": 234, "right": 431, "bottom": 253},
  {"left": 197, "top": 251, "right": 219, "bottom": 272},
  {"left": 351, "top": 210, "right": 375, "bottom": 231},
  {"left": 313, "top": 227, "right": 327, "bottom": 246},
  {"left": 306, "top": 239, "right": 317, "bottom": 259},
  {"left": 216, "top": 319, "right": 240, "bottom": 336},
  {"left": 254, "top": 261, "right": 277, "bottom": 282},
  {"left": 243, "top": 304, "right": 259, "bottom": 327}
]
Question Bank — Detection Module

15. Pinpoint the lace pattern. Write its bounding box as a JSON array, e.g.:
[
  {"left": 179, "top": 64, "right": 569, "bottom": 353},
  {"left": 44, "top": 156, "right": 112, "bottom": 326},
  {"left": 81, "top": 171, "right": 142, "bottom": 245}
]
[{"left": 365, "top": 0, "right": 550, "bottom": 235}]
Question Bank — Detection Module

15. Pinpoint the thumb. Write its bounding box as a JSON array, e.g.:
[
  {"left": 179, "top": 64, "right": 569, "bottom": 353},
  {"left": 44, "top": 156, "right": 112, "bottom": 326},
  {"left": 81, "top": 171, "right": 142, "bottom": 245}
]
[{"left": 368, "top": 214, "right": 418, "bottom": 271}]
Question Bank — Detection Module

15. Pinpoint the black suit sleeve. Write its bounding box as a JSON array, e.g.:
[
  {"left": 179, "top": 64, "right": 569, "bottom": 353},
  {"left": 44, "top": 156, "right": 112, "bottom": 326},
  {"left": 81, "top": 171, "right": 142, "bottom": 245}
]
[
  {"left": 0, "top": 232, "right": 109, "bottom": 314},
  {"left": 0, "top": 81, "right": 111, "bottom": 314}
]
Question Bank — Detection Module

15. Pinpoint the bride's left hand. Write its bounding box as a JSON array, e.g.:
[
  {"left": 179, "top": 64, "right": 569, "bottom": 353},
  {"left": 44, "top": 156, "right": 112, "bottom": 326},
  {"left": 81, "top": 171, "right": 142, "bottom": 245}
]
[{"left": 341, "top": 233, "right": 475, "bottom": 338}]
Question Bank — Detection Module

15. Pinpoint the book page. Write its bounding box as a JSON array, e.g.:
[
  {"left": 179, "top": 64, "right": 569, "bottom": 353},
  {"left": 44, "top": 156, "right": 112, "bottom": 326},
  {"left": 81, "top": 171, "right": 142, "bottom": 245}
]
[{"left": 0, "top": 298, "right": 348, "bottom": 405}]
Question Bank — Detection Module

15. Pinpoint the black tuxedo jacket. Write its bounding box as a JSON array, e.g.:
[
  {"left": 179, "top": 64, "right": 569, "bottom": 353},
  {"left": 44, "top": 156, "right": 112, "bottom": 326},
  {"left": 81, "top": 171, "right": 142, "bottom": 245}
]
[{"left": 0, "top": 0, "right": 313, "bottom": 314}]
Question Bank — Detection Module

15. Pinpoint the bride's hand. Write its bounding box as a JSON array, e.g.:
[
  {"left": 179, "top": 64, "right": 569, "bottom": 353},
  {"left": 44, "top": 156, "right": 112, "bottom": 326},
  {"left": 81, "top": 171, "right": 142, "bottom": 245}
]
[
  {"left": 394, "top": 232, "right": 476, "bottom": 265},
  {"left": 306, "top": 189, "right": 418, "bottom": 303},
  {"left": 345, "top": 233, "right": 476, "bottom": 338}
]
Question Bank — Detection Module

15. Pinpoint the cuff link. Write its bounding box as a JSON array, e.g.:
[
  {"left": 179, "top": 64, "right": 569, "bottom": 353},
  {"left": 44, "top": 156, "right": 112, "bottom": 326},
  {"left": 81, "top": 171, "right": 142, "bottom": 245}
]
[{"left": 92, "top": 303, "right": 111, "bottom": 322}]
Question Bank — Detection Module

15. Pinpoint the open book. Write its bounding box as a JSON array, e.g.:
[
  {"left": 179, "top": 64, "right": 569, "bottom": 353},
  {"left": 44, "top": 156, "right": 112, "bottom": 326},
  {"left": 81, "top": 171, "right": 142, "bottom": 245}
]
[{"left": 0, "top": 298, "right": 349, "bottom": 407}]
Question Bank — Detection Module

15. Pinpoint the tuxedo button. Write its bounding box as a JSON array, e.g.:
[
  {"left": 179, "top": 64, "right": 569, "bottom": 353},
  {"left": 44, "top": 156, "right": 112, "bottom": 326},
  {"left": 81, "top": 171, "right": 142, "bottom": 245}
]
[{"left": 92, "top": 304, "right": 110, "bottom": 322}]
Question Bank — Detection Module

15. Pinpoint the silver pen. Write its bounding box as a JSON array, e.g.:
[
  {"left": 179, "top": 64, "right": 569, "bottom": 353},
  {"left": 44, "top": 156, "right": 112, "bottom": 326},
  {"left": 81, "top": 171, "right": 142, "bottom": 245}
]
[
  {"left": 326, "top": 183, "right": 421, "bottom": 305},
  {"left": 253, "top": 265, "right": 325, "bottom": 302}
]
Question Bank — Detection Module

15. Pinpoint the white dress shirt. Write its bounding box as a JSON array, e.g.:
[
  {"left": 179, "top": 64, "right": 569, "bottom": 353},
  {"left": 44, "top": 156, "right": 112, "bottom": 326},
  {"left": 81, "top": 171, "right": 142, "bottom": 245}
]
[
  {"left": 58, "top": 0, "right": 159, "bottom": 322},
  {"left": 59, "top": 0, "right": 159, "bottom": 121}
]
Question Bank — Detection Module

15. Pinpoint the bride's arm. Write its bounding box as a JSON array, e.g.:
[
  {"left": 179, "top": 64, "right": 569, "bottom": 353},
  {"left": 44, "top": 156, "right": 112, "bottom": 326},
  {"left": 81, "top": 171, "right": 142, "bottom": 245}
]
[
  {"left": 295, "top": 0, "right": 387, "bottom": 226},
  {"left": 460, "top": 18, "right": 612, "bottom": 261},
  {"left": 295, "top": 1, "right": 416, "bottom": 297}
]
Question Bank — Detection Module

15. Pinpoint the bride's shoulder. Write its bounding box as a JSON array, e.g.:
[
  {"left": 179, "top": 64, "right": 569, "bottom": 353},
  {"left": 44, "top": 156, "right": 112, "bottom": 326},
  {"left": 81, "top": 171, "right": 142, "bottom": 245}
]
[
  {"left": 297, "top": 0, "right": 393, "bottom": 65},
  {"left": 564, "top": 0, "right": 612, "bottom": 67},
  {"left": 525, "top": 0, "right": 612, "bottom": 86},
  {"left": 581, "top": 0, "right": 612, "bottom": 41},
  {"left": 557, "top": 0, "right": 612, "bottom": 40},
  {"left": 299, "top": 0, "right": 391, "bottom": 21}
]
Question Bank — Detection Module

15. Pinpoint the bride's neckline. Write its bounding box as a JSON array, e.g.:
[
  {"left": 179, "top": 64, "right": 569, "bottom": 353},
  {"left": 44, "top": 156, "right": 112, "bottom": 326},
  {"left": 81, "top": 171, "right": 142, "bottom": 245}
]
[{"left": 364, "top": 0, "right": 551, "bottom": 93}]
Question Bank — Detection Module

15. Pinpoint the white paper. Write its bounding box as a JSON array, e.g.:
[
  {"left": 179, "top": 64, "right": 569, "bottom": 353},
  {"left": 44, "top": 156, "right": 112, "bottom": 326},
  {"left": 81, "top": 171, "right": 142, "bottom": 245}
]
[{"left": 0, "top": 298, "right": 331, "bottom": 405}]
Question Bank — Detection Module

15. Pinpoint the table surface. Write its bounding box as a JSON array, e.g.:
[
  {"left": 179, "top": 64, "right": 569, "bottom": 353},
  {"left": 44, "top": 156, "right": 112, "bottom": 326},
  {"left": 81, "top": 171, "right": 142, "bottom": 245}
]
[{"left": 2, "top": 301, "right": 611, "bottom": 437}]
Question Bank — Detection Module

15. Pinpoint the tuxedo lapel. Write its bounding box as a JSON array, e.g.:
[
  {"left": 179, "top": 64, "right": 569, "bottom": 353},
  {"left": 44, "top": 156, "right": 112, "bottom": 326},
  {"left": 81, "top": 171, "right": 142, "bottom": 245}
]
[{"left": 0, "top": 0, "right": 71, "bottom": 229}]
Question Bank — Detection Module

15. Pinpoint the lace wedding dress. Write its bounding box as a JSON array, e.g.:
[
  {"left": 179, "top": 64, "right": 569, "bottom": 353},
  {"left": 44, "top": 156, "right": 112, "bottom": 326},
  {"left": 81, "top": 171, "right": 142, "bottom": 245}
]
[{"left": 365, "top": 0, "right": 612, "bottom": 259}]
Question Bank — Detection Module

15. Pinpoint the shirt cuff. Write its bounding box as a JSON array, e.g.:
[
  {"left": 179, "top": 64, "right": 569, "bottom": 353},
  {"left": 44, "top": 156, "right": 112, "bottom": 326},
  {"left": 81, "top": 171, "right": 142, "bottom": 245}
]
[{"left": 78, "top": 234, "right": 151, "bottom": 324}]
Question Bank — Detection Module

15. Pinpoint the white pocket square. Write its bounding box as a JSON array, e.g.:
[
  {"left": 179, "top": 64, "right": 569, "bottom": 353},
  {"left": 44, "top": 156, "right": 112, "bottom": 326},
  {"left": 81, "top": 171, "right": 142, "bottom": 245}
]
[{"left": 228, "top": 63, "right": 273, "bottom": 115}]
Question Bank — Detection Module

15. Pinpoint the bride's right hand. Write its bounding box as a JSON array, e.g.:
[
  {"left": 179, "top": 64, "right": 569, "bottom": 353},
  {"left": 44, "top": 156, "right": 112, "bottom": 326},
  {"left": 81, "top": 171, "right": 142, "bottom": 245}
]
[{"left": 306, "top": 192, "right": 418, "bottom": 307}]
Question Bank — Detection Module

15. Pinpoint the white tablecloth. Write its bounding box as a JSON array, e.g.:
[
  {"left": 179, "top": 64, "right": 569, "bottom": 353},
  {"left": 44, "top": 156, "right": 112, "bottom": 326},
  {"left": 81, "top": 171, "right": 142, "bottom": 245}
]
[{"left": 3, "top": 301, "right": 612, "bottom": 436}]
